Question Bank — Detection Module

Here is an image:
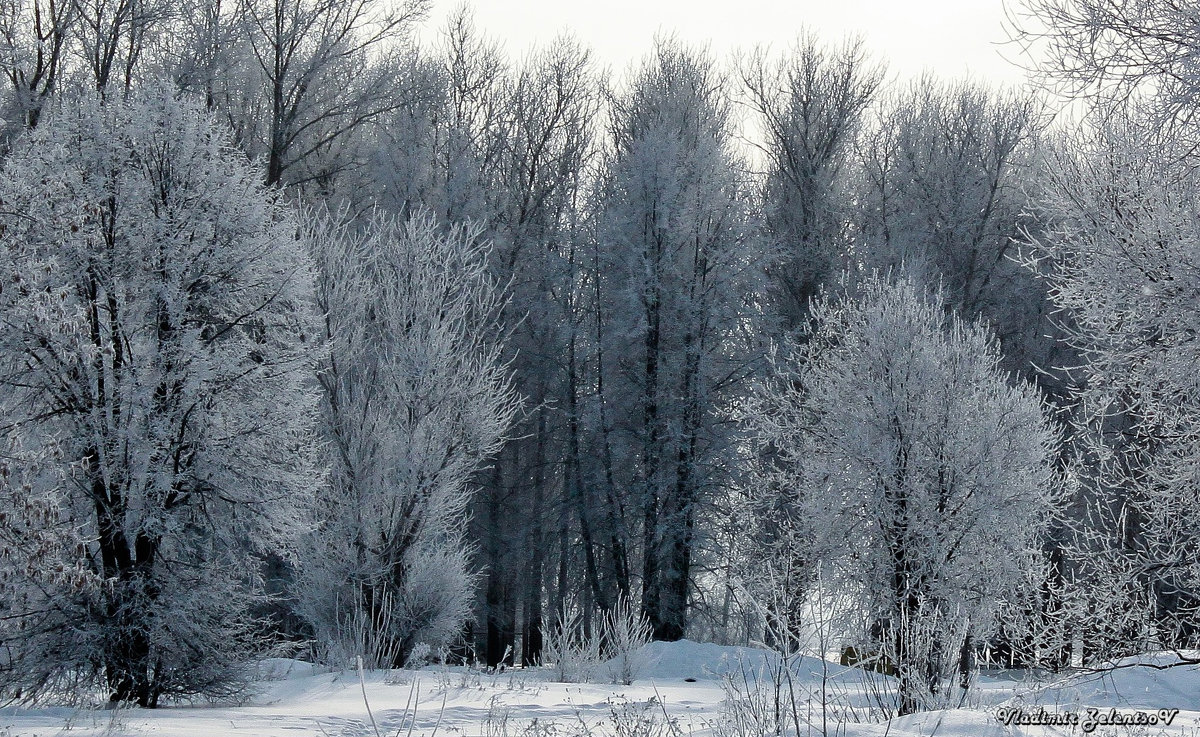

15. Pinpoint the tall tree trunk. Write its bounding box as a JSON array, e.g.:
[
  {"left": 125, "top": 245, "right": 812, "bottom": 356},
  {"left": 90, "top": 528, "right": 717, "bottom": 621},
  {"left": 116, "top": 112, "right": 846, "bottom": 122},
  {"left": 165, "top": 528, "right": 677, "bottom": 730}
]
[
  {"left": 957, "top": 630, "right": 974, "bottom": 694},
  {"left": 640, "top": 231, "right": 663, "bottom": 635},
  {"left": 522, "top": 407, "right": 548, "bottom": 666},
  {"left": 567, "top": 331, "right": 608, "bottom": 613},
  {"left": 94, "top": 479, "right": 162, "bottom": 706},
  {"left": 657, "top": 345, "right": 700, "bottom": 641},
  {"left": 483, "top": 460, "right": 515, "bottom": 667},
  {"left": 592, "top": 243, "right": 631, "bottom": 602}
]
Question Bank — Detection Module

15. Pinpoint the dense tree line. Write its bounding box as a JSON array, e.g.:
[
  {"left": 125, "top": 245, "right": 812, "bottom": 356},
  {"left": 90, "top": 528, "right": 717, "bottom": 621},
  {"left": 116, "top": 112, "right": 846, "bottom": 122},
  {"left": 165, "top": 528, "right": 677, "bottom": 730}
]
[{"left": 0, "top": 0, "right": 1198, "bottom": 717}]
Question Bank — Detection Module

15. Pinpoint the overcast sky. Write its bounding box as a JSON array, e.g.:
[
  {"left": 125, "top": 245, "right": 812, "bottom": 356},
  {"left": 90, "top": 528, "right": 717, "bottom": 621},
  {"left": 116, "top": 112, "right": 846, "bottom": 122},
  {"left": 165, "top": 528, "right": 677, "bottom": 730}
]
[{"left": 417, "top": 0, "right": 1037, "bottom": 88}]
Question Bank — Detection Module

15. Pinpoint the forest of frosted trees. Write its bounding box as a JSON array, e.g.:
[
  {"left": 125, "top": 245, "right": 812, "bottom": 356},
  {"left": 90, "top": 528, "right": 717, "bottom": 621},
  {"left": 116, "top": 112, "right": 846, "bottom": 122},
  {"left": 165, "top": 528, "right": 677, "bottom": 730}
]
[{"left": 0, "top": 0, "right": 1199, "bottom": 718}]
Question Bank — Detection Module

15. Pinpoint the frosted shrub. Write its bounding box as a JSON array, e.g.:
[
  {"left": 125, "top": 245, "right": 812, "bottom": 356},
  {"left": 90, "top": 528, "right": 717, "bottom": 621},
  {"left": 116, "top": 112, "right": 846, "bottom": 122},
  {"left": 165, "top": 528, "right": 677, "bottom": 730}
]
[
  {"left": 541, "top": 597, "right": 652, "bottom": 684},
  {"left": 603, "top": 595, "right": 653, "bottom": 685},
  {"left": 607, "top": 696, "right": 680, "bottom": 737},
  {"left": 542, "top": 606, "right": 601, "bottom": 683}
]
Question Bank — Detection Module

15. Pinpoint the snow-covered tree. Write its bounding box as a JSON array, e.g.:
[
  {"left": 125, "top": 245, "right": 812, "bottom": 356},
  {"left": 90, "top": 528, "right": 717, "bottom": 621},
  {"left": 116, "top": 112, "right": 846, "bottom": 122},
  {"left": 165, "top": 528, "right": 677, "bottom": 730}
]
[
  {"left": 739, "top": 34, "right": 883, "bottom": 332},
  {"left": 0, "top": 437, "right": 97, "bottom": 699},
  {"left": 732, "top": 35, "right": 884, "bottom": 646},
  {"left": 1014, "top": 0, "right": 1200, "bottom": 142},
  {"left": 300, "top": 211, "right": 518, "bottom": 668},
  {"left": 0, "top": 0, "right": 76, "bottom": 130},
  {"left": 855, "top": 80, "right": 1040, "bottom": 317},
  {"left": 846, "top": 78, "right": 1075, "bottom": 419},
  {"left": 595, "top": 38, "right": 764, "bottom": 641},
  {"left": 744, "top": 275, "right": 1059, "bottom": 714},
  {"left": 359, "top": 7, "right": 506, "bottom": 222},
  {"left": 0, "top": 88, "right": 320, "bottom": 705},
  {"left": 342, "top": 16, "right": 600, "bottom": 667},
  {"left": 1024, "top": 119, "right": 1200, "bottom": 653}
]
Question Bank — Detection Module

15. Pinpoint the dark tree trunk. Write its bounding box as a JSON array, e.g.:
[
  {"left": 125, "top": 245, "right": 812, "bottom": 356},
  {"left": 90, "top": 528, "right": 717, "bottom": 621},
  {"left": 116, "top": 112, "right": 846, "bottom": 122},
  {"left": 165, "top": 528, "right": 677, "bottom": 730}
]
[
  {"left": 522, "top": 408, "right": 548, "bottom": 667},
  {"left": 640, "top": 236, "right": 662, "bottom": 635},
  {"left": 95, "top": 481, "right": 162, "bottom": 707},
  {"left": 567, "top": 333, "right": 608, "bottom": 615},
  {"left": 592, "top": 245, "right": 631, "bottom": 603},
  {"left": 655, "top": 498, "right": 692, "bottom": 641},
  {"left": 482, "top": 461, "right": 516, "bottom": 668},
  {"left": 957, "top": 631, "right": 974, "bottom": 694},
  {"left": 485, "top": 575, "right": 514, "bottom": 668}
]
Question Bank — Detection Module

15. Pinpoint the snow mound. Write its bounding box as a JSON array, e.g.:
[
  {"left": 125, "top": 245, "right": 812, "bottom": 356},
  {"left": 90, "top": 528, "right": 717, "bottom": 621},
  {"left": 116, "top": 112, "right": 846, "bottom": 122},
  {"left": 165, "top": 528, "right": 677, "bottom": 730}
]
[
  {"left": 1104, "top": 650, "right": 1200, "bottom": 670},
  {"left": 256, "top": 658, "right": 318, "bottom": 680},
  {"left": 633, "top": 639, "right": 878, "bottom": 685},
  {"left": 1006, "top": 651, "right": 1200, "bottom": 711}
]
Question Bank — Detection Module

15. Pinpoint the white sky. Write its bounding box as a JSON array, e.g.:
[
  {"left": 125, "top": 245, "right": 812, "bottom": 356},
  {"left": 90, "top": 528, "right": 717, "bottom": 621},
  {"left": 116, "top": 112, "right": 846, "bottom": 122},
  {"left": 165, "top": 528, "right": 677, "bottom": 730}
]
[{"left": 417, "top": 0, "right": 1037, "bottom": 89}]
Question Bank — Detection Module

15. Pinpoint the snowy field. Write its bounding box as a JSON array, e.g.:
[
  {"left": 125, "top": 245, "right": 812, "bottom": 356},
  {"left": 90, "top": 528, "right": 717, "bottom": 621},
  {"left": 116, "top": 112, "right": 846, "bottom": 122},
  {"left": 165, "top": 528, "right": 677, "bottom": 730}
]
[{"left": 3, "top": 641, "right": 1199, "bottom": 737}]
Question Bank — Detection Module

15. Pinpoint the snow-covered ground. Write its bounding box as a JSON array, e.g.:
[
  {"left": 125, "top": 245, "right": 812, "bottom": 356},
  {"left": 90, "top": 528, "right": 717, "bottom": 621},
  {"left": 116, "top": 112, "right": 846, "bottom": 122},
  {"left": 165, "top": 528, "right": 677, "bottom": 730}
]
[{"left": 3, "top": 642, "right": 1199, "bottom": 736}]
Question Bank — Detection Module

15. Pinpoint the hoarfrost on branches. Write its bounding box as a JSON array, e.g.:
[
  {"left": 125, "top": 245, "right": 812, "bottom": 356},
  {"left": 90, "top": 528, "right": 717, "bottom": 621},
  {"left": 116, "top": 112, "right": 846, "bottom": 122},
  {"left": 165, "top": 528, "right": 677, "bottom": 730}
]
[
  {"left": 299, "top": 211, "right": 519, "bottom": 668},
  {"left": 743, "top": 275, "right": 1059, "bottom": 714},
  {"left": 0, "top": 88, "right": 321, "bottom": 705}
]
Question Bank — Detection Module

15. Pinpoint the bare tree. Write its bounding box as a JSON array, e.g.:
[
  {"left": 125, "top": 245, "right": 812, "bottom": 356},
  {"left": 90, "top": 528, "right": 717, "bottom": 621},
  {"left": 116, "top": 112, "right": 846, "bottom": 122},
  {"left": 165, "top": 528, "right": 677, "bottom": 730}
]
[
  {"left": 739, "top": 34, "right": 884, "bottom": 331},
  {"left": 1011, "top": 0, "right": 1200, "bottom": 140},
  {"left": 0, "top": 0, "right": 76, "bottom": 128},
  {"left": 238, "top": 0, "right": 426, "bottom": 187},
  {"left": 73, "top": 0, "right": 174, "bottom": 92}
]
